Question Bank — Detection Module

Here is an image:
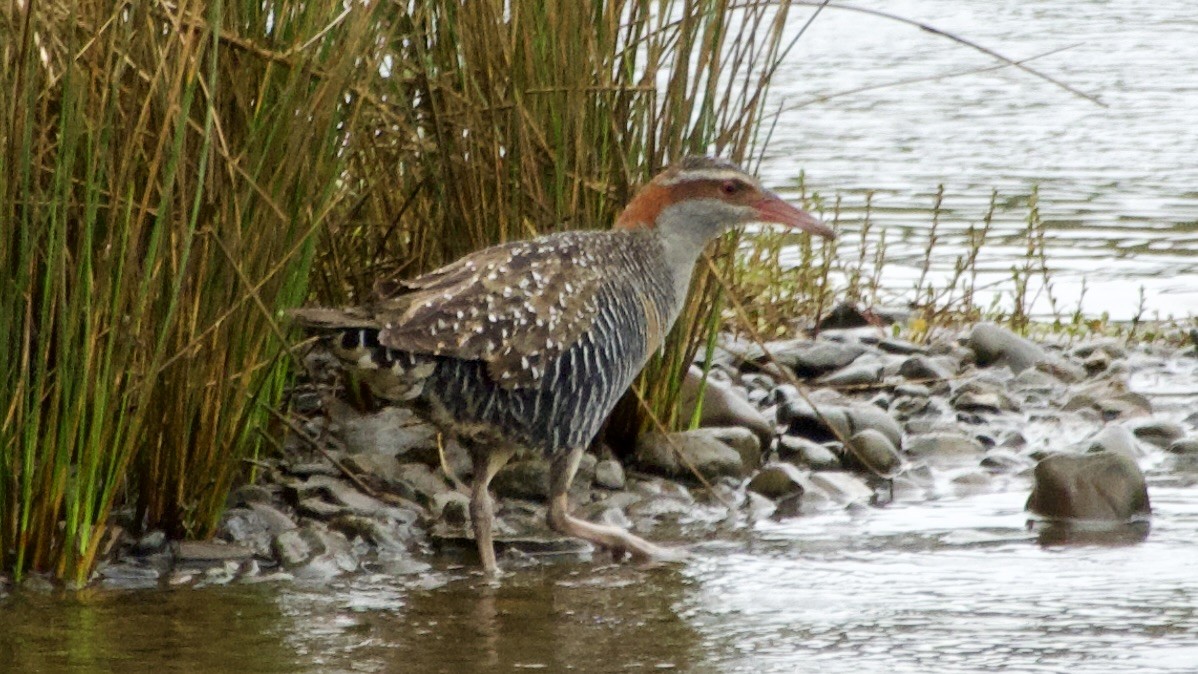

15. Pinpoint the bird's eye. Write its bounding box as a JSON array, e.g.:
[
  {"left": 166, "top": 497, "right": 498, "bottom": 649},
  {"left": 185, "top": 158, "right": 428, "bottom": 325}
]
[{"left": 721, "top": 180, "right": 740, "bottom": 195}]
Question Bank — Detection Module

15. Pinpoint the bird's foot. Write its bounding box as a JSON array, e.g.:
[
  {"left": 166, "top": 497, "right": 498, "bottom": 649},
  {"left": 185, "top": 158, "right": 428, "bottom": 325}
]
[{"left": 556, "top": 513, "right": 687, "bottom": 564}]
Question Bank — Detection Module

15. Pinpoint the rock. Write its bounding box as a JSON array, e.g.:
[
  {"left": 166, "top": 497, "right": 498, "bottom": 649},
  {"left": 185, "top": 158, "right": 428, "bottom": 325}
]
[
  {"left": 218, "top": 504, "right": 296, "bottom": 557},
  {"left": 950, "top": 378, "right": 1019, "bottom": 414},
  {"left": 906, "top": 433, "right": 985, "bottom": 460},
  {"left": 747, "top": 463, "right": 808, "bottom": 500},
  {"left": 635, "top": 428, "right": 758, "bottom": 481},
  {"left": 432, "top": 491, "right": 471, "bottom": 526},
  {"left": 1168, "top": 437, "right": 1198, "bottom": 454},
  {"left": 843, "top": 429, "right": 904, "bottom": 478},
  {"left": 1128, "top": 419, "right": 1186, "bottom": 448},
  {"left": 343, "top": 452, "right": 403, "bottom": 484},
  {"left": 875, "top": 337, "right": 925, "bottom": 355},
  {"left": 899, "top": 355, "right": 954, "bottom": 382},
  {"left": 96, "top": 561, "right": 164, "bottom": 590},
  {"left": 330, "top": 402, "right": 439, "bottom": 462},
  {"left": 175, "top": 541, "right": 254, "bottom": 563},
  {"left": 1085, "top": 424, "right": 1141, "bottom": 458},
  {"left": 329, "top": 515, "right": 413, "bottom": 552},
  {"left": 751, "top": 339, "right": 867, "bottom": 377},
  {"left": 492, "top": 459, "right": 551, "bottom": 500},
  {"left": 817, "top": 361, "right": 884, "bottom": 387},
  {"left": 968, "top": 323, "right": 1084, "bottom": 381},
  {"left": 392, "top": 463, "right": 452, "bottom": 504},
  {"left": 297, "top": 497, "right": 345, "bottom": 520},
  {"left": 807, "top": 471, "right": 874, "bottom": 505},
  {"left": 593, "top": 459, "right": 627, "bottom": 490},
  {"left": 678, "top": 366, "right": 774, "bottom": 450},
  {"left": 1026, "top": 452, "right": 1151, "bottom": 521},
  {"left": 133, "top": 530, "right": 168, "bottom": 555},
  {"left": 272, "top": 526, "right": 358, "bottom": 578},
  {"left": 1062, "top": 381, "right": 1152, "bottom": 420},
  {"left": 843, "top": 404, "right": 904, "bottom": 449},
  {"left": 777, "top": 435, "right": 842, "bottom": 470}
]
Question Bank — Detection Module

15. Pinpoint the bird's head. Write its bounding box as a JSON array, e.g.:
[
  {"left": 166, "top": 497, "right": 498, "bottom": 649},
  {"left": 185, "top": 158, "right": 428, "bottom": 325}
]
[{"left": 614, "top": 156, "right": 835, "bottom": 243}]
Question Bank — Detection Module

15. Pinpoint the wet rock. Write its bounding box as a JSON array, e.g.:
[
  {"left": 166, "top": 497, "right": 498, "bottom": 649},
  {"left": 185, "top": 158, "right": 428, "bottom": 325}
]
[
  {"left": 1167, "top": 437, "right": 1198, "bottom": 454},
  {"left": 875, "top": 337, "right": 925, "bottom": 355},
  {"left": 298, "top": 497, "right": 345, "bottom": 520},
  {"left": 133, "top": 530, "right": 168, "bottom": 555},
  {"left": 899, "top": 355, "right": 954, "bottom": 382},
  {"left": 432, "top": 491, "right": 471, "bottom": 526},
  {"left": 391, "top": 462, "right": 452, "bottom": 504},
  {"left": 843, "top": 404, "right": 904, "bottom": 449},
  {"left": 594, "top": 459, "right": 627, "bottom": 490},
  {"left": 808, "top": 471, "right": 874, "bottom": 506},
  {"left": 219, "top": 504, "right": 296, "bottom": 557},
  {"left": 329, "top": 515, "right": 413, "bottom": 552},
  {"left": 635, "top": 428, "right": 758, "bottom": 481},
  {"left": 97, "top": 561, "right": 164, "bottom": 590},
  {"left": 1128, "top": 419, "right": 1186, "bottom": 448},
  {"left": 1063, "top": 381, "right": 1152, "bottom": 420},
  {"left": 272, "top": 526, "right": 358, "bottom": 578},
  {"left": 777, "top": 435, "right": 842, "bottom": 470},
  {"left": 1026, "top": 452, "right": 1151, "bottom": 521},
  {"left": 817, "top": 361, "right": 884, "bottom": 387},
  {"left": 175, "top": 541, "right": 255, "bottom": 563},
  {"left": 843, "top": 429, "right": 904, "bottom": 478},
  {"left": 330, "top": 402, "right": 439, "bottom": 462},
  {"left": 968, "top": 323, "right": 1084, "bottom": 381},
  {"left": 492, "top": 459, "right": 551, "bottom": 500},
  {"left": 746, "top": 463, "right": 808, "bottom": 500},
  {"left": 232, "top": 484, "right": 278, "bottom": 506},
  {"left": 950, "top": 378, "right": 1019, "bottom": 414},
  {"left": 1085, "top": 424, "right": 1141, "bottom": 458},
  {"left": 750, "top": 339, "right": 867, "bottom": 377},
  {"left": 678, "top": 366, "right": 774, "bottom": 450},
  {"left": 981, "top": 448, "right": 1032, "bottom": 474},
  {"left": 343, "top": 452, "right": 403, "bottom": 485},
  {"left": 906, "top": 433, "right": 985, "bottom": 461}
]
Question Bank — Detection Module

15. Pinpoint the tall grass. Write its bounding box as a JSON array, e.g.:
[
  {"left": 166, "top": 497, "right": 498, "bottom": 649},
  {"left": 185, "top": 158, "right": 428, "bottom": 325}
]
[{"left": 0, "top": 0, "right": 387, "bottom": 584}]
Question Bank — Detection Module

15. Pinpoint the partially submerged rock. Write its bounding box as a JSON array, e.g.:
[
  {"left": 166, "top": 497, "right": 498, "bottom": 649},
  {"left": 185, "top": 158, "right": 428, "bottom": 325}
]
[{"left": 1026, "top": 452, "right": 1151, "bottom": 522}]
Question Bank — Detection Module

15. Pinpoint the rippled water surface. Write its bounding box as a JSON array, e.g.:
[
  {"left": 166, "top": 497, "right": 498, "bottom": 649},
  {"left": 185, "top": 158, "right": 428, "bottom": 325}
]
[
  {"left": 3, "top": 3, "right": 1197, "bottom": 672},
  {"left": 761, "top": 0, "right": 1198, "bottom": 320}
]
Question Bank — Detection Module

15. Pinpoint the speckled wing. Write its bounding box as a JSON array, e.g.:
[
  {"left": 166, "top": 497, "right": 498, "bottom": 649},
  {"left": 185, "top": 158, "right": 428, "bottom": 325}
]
[{"left": 373, "top": 235, "right": 608, "bottom": 388}]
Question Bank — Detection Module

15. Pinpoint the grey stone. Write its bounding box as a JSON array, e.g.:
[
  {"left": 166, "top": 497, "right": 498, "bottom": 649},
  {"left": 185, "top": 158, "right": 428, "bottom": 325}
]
[
  {"left": 1026, "top": 452, "right": 1151, "bottom": 521},
  {"left": 219, "top": 505, "right": 295, "bottom": 557},
  {"left": 272, "top": 526, "right": 357, "bottom": 578},
  {"left": 906, "top": 432, "right": 985, "bottom": 459},
  {"left": 393, "top": 462, "right": 452, "bottom": 504},
  {"left": 175, "top": 541, "right": 254, "bottom": 563},
  {"left": 1167, "top": 437, "right": 1198, "bottom": 454},
  {"left": 843, "top": 429, "right": 904, "bottom": 478},
  {"left": 951, "top": 378, "right": 1019, "bottom": 414},
  {"left": 343, "top": 452, "right": 403, "bottom": 484},
  {"left": 1086, "top": 424, "right": 1141, "bottom": 458},
  {"left": 747, "top": 462, "right": 808, "bottom": 500},
  {"left": 746, "top": 339, "right": 867, "bottom": 377},
  {"left": 899, "top": 355, "right": 954, "bottom": 382},
  {"left": 808, "top": 471, "right": 874, "bottom": 505},
  {"left": 329, "top": 515, "right": 412, "bottom": 552},
  {"left": 678, "top": 366, "right": 774, "bottom": 450},
  {"left": 635, "top": 428, "right": 757, "bottom": 481},
  {"left": 843, "top": 404, "right": 904, "bottom": 449},
  {"left": 432, "top": 491, "right": 471, "bottom": 526},
  {"left": 330, "top": 401, "right": 439, "bottom": 462},
  {"left": 777, "top": 435, "right": 842, "bottom": 470},
  {"left": 133, "top": 530, "right": 168, "bottom": 555},
  {"left": 968, "top": 323, "right": 1085, "bottom": 381},
  {"left": 818, "top": 362, "right": 885, "bottom": 387},
  {"left": 492, "top": 458, "right": 551, "bottom": 500},
  {"left": 594, "top": 459, "right": 627, "bottom": 490},
  {"left": 297, "top": 497, "right": 345, "bottom": 520},
  {"left": 1063, "top": 381, "right": 1152, "bottom": 419},
  {"left": 1128, "top": 419, "right": 1186, "bottom": 448}
]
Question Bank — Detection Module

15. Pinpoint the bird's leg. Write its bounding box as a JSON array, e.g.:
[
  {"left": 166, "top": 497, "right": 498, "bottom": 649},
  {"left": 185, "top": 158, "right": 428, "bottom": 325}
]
[
  {"left": 547, "top": 447, "right": 687, "bottom": 563},
  {"left": 469, "top": 444, "right": 515, "bottom": 574}
]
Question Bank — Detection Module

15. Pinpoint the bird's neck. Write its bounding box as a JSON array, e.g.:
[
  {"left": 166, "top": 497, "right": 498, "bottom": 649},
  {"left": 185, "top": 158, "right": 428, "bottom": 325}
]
[{"left": 650, "top": 199, "right": 729, "bottom": 309}]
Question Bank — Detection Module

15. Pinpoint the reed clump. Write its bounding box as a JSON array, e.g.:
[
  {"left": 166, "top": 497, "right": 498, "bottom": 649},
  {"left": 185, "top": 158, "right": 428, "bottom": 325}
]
[{"left": 0, "top": 0, "right": 388, "bottom": 584}]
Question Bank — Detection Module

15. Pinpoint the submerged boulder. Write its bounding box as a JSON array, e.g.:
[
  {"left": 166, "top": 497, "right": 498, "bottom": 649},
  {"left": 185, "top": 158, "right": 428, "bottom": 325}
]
[{"left": 1026, "top": 451, "right": 1150, "bottom": 522}]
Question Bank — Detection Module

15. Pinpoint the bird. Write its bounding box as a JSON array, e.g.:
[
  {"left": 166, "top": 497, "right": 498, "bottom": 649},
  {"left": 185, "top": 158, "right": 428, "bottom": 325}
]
[{"left": 290, "top": 156, "right": 834, "bottom": 574}]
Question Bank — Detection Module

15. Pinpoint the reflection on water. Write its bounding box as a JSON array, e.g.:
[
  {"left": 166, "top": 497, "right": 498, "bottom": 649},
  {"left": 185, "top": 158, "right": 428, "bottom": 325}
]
[
  {"left": 761, "top": 0, "right": 1198, "bottom": 320},
  {"left": 2, "top": 483, "right": 1197, "bottom": 673}
]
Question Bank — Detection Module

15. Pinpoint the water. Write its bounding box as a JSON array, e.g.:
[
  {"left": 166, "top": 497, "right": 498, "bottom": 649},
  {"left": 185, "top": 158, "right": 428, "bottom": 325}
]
[
  {"left": 4, "top": 3, "right": 1198, "bottom": 672},
  {"left": 760, "top": 0, "right": 1198, "bottom": 320}
]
